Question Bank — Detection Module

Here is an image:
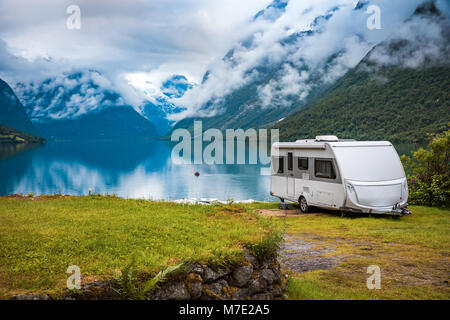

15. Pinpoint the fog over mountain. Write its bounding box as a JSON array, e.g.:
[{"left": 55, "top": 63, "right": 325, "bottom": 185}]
[
  {"left": 167, "top": 0, "right": 442, "bottom": 120},
  {"left": 0, "top": 0, "right": 449, "bottom": 134},
  {"left": 272, "top": 2, "right": 450, "bottom": 144}
]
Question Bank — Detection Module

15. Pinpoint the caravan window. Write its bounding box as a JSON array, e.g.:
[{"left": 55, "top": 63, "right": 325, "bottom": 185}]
[
  {"left": 287, "top": 153, "right": 293, "bottom": 171},
  {"left": 298, "top": 157, "right": 308, "bottom": 170},
  {"left": 315, "top": 159, "right": 336, "bottom": 179},
  {"left": 277, "top": 157, "right": 284, "bottom": 174}
]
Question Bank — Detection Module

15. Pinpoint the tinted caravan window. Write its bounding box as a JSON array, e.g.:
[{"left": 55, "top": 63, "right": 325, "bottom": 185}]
[
  {"left": 298, "top": 157, "right": 308, "bottom": 170},
  {"left": 287, "top": 153, "right": 293, "bottom": 171},
  {"left": 315, "top": 159, "right": 336, "bottom": 179},
  {"left": 278, "top": 157, "right": 284, "bottom": 174}
]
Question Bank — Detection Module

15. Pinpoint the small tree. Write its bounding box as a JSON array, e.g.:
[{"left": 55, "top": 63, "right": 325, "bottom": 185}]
[{"left": 401, "top": 129, "right": 450, "bottom": 207}]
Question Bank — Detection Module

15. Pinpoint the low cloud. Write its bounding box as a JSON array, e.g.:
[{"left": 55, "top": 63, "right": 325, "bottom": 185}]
[
  {"left": 169, "top": 0, "right": 430, "bottom": 120},
  {"left": 15, "top": 71, "right": 127, "bottom": 121},
  {"left": 365, "top": 12, "right": 450, "bottom": 69}
]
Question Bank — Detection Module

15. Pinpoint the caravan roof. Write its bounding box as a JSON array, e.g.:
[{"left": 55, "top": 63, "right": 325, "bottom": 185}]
[{"left": 273, "top": 137, "right": 392, "bottom": 150}]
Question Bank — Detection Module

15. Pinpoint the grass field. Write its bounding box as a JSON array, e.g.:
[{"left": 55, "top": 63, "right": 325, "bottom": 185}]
[
  {"left": 0, "top": 195, "right": 448, "bottom": 300},
  {"left": 279, "top": 206, "right": 450, "bottom": 300},
  {"left": 0, "top": 195, "right": 276, "bottom": 299}
]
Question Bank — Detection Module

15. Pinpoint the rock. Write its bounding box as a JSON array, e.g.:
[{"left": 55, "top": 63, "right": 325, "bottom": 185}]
[
  {"left": 186, "top": 273, "right": 203, "bottom": 299},
  {"left": 270, "top": 286, "right": 283, "bottom": 298},
  {"left": 190, "top": 263, "right": 204, "bottom": 275},
  {"left": 155, "top": 282, "right": 190, "bottom": 300},
  {"left": 83, "top": 281, "right": 109, "bottom": 290},
  {"left": 203, "top": 266, "right": 229, "bottom": 283},
  {"left": 251, "top": 293, "right": 272, "bottom": 300},
  {"left": 243, "top": 249, "right": 259, "bottom": 268},
  {"left": 12, "top": 294, "right": 50, "bottom": 300},
  {"left": 259, "top": 254, "right": 276, "bottom": 269},
  {"left": 271, "top": 267, "right": 282, "bottom": 284},
  {"left": 260, "top": 268, "right": 276, "bottom": 285},
  {"left": 232, "top": 287, "right": 250, "bottom": 300},
  {"left": 231, "top": 265, "right": 253, "bottom": 287},
  {"left": 248, "top": 277, "right": 268, "bottom": 296},
  {"left": 201, "top": 279, "right": 228, "bottom": 300}
]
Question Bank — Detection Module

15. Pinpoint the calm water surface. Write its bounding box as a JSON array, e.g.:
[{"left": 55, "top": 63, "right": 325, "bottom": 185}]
[
  {"left": 0, "top": 140, "right": 419, "bottom": 201},
  {"left": 0, "top": 141, "right": 274, "bottom": 201}
]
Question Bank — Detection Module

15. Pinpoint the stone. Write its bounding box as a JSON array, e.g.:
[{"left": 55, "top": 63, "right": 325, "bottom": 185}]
[
  {"left": 231, "top": 265, "right": 253, "bottom": 287},
  {"left": 201, "top": 279, "right": 228, "bottom": 300},
  {"left": 12, "top": 294, "right": 50, "bottom": 300},
  {"left": 271, "top": 267, "right": 282, "bottom": 284},
  {"left": 155, "top": 282, "right": 190, "bottom": 300},
  {"left": 270, "top": 287, "right": 283, "bottom": 298},
  {"left": 186, "top": 273, "right": 203, "bottom": 299},
  {"left": 190, "top": 263, "right": 204, "bottom": 275},
  {"left": 248, "top": 277, "right": 268, "bottom": 296},
  {"left": 259, "top": 254, "right": 276, "bottom": 269},
  {"left": 202, "top": 266, "right": 229, "bottom": 283},
  {"left": 251, "top": 293, "right": 272, "bottom": 300},
  {"left": 83, "top": 281, "right": 109, "bottom": 290},
  {"left": 260, "top": 268, "right": 276, "bottom": 285},
  {"left": 232, "top": 287, "right": 249, "bottom": 300},
  {"left": 243, "top": 249, "right": 259, "bottom": 268}
]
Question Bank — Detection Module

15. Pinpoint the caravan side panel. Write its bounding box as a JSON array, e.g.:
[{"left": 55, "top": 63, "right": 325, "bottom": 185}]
[{"left": 271, "top": 175, "right": 288, "bottom": 198}]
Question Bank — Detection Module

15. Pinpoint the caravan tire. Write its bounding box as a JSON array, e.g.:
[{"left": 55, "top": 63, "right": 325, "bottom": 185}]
[{"left": 299, "top": 196, "right": 309, "bottom": 213}]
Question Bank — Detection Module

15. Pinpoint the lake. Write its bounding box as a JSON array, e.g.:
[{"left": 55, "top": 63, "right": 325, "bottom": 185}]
[
  {"left": 0, "top": 140, "right": 420, "bottom": 201},
  {"left": 0, "top": 140, "right": 274, "bottom": 201}
]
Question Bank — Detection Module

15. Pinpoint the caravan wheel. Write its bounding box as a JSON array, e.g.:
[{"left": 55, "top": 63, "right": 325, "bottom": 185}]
[{"left": 299, "top": 196, "right": 309, "bottom": 213}]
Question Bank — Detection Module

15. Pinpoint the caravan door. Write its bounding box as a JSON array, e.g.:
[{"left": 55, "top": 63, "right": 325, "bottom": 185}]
[
  {"left": 287, "top": 177, "right": 295, "bottom": 198},
  {"left": 287, "top": 152, "right": 295, "bottom": 198}
]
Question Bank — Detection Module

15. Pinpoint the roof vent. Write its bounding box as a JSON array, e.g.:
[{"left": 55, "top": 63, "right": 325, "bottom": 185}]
[{"left": 315, "top": 135, "right": 339, "bottom": 142}]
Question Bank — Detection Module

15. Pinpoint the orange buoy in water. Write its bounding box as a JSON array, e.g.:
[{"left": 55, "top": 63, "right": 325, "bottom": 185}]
[{"left": 194, "top": 172, "right": 200, "bottom": 177}]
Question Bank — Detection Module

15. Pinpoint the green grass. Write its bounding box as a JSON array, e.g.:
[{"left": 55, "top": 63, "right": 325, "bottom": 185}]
[
  {"left": 0, "top": 195, "right": 276, "bottom": 298},
  {"left": 283, "top": 206, "right": 450, "bottom": 250},
  {"left": 1, "top": 196, "right": 448, "bottom": 300},
  {"left": 281, "top": 206, "right": 450, "bottom": 300}
]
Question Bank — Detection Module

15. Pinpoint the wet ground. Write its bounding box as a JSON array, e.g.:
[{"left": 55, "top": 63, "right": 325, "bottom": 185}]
[{"left": 279, "top": 235, "right": 341, "bottom": 273}]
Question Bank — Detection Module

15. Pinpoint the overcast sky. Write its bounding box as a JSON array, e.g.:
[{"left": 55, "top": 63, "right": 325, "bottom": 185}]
[
  {"left": 1, "top": 0, "right": 449, "bottom": 120},
  {"left": 0, "top": 0, "right": 269, "bottom": 82}
]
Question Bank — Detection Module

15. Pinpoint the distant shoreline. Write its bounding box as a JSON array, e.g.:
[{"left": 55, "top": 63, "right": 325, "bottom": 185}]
[{"left": 0, "top": 193, "right": 275, "bottom": 204}]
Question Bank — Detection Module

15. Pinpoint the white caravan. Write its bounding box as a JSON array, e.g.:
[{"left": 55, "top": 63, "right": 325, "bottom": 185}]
[{"left": 270, "top": 136, "right": 411, "bottom": 216}]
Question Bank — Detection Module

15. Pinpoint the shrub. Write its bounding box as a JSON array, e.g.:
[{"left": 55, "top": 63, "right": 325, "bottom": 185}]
[
  {"left": 246, "top": 229, "right": 284, "bottom": 261},
  {"left": 401, "top": 129, "right": 450, "bottom": 207},
  {"left": 112, "top": 253, "right": 183, "bottom": 300}
]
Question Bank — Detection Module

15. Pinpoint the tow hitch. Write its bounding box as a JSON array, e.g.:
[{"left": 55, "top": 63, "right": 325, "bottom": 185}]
[{"left": 392, "top": 203, "right": 412, "bottom": 216}]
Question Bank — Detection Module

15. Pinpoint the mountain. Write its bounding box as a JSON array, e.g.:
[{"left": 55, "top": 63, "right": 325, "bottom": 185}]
[
  {"left": 0, "top": 78, "right": 39, "bottom": 135},
  {"left": 16, "top": 70, "right": 129, "bottom": 122},
  {"left": 140, "top": 75, "right": 191, "bottom": 135},
  {"left": 169, "top": 1, "right": 376, "bottom": 134},
  {"left": 15, "top": 71, "right": 158, "bottom": 140},
  {"left": 34, "top": 106, "right": 158, "bottom": 140},
  {"left": 272, "top": 2, "right": 450, "bottom": 144},
  {"left": 0, "top": 124, "right": 45, "bottom": 144}
]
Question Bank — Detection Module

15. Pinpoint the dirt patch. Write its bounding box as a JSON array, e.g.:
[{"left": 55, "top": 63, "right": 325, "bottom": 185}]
[
  {"left": 279, "top": 235, "right": 342, "bottom": 274},
  {"left": 257, "top": 209, "right": 301, "bottom": 217},
  {"left": 256, "top": 208, "right": 325, "bottom": 218}
]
